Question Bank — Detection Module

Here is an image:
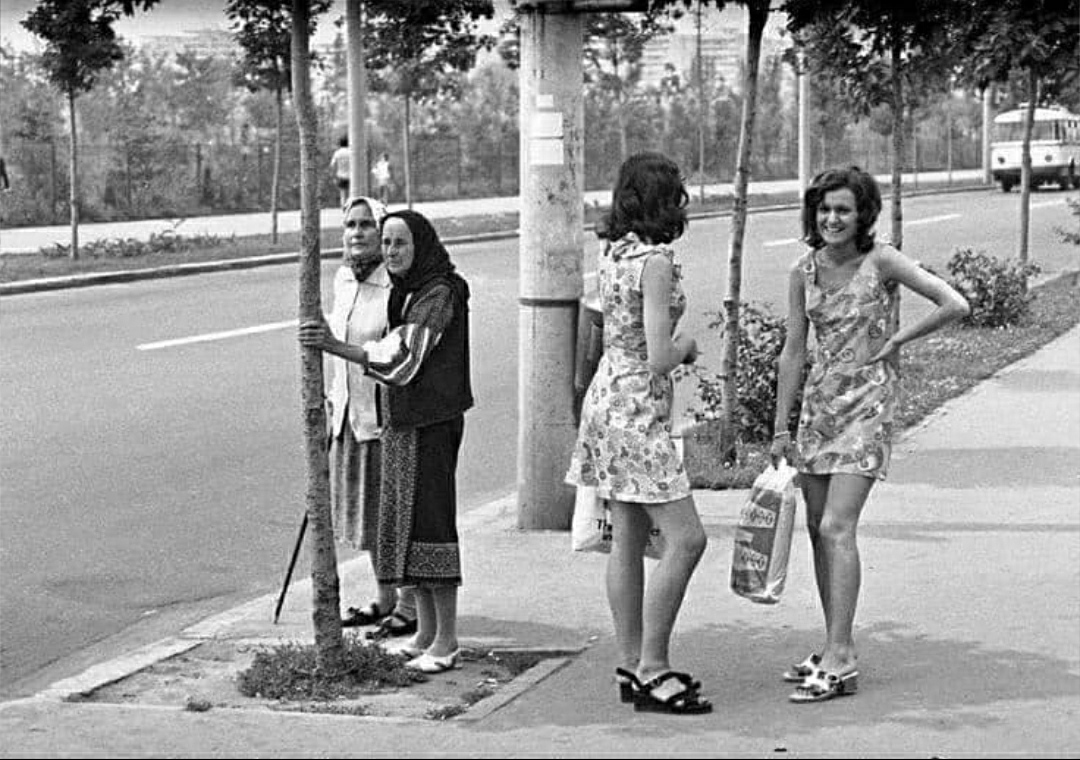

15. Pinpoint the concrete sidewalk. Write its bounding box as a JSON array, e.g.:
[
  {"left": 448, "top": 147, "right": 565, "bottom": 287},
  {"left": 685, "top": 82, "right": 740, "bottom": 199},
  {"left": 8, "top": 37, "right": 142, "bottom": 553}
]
[
  {"left": 0, "top": 169, "right": 984, "bottom": 255},
  {"left": 2, "top": 320, "right": 1077, "bottom": 757}
]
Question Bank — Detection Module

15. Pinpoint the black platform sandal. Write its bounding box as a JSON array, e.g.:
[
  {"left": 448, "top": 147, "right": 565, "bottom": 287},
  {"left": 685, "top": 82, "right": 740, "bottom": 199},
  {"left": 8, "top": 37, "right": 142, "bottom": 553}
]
[
  {"left": 633, "top": 671, "right": 712, "bottom": 715},
  {"left": 365, "top": 611, "right": 418, "bottom": 640},
  {"left": 341, "top": 601, "right": 390, "bottom": 628},
  {"left": 615, "top": 667, "right": 641, "bottom": 703}
]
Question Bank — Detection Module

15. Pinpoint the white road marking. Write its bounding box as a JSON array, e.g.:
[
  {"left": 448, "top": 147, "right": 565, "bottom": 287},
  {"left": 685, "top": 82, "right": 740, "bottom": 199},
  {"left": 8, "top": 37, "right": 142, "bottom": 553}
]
[
  {"left": 904, "top": 213, "right": 960, "bottom": 226},
  {"left": 137, "top": 319, "right": 297, "bottom": 351}
]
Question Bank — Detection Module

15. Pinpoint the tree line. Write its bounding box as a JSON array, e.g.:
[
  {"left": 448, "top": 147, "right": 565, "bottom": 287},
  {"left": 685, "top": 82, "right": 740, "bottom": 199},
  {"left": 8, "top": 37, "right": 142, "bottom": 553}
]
[{"left": 1, "top": 1, "right": 1012, "bottom": 238}]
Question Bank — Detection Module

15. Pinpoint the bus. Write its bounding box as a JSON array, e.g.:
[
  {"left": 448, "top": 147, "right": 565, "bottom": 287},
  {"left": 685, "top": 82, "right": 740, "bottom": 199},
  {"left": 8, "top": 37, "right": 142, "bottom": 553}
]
[{"left": 991, "top": 105, "right": 1080, "bottom": 192}]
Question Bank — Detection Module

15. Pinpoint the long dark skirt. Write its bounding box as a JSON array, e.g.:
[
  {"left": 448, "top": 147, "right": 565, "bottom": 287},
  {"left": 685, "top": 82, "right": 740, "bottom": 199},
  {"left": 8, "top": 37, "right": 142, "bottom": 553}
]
[
  {"left": 374, "top": 415, "right": 464, "bottom": 588},
  {"left": 329, "top": 419, "right": 380, "bottom": 552}
]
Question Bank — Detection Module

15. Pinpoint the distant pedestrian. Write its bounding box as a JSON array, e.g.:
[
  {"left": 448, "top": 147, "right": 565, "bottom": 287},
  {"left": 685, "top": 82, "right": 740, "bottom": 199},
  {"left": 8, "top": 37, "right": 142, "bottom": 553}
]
[
  {"left": 566, "top": 152, "right": 711, "bottom": 715},
  {"left": 299, "top": 209, "right": 473, "bottom": 675},
  {"left": 330, "top": 136, "right": 351, "bottom": 207},
  {"left": 0, "top": 156, "right": 10, "bottom": 191},
  {"left": 771, "top": 165, "right": 969, "bottom": 703},
  {"left": 372, "top": 153, "right": 393, "bottom": 206}
]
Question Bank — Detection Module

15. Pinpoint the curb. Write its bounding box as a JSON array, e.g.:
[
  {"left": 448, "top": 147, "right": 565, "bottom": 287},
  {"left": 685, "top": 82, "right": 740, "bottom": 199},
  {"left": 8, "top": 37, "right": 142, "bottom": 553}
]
[
  {"left": 18, "top": 490, "right": 523, "bottom": 705},
  {"left": 0, "top": 183, "right": 989, "bottom": 297}
]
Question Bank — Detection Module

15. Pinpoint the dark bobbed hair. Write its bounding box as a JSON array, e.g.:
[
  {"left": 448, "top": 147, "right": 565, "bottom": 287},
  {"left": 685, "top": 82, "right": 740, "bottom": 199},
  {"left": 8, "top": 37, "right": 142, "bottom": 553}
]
[
  {"left": 338, "top": 134, "right": 348, "bottom": 147},
  {"left": 802, "top": 165, "right": 882, "bottom": 253},
  {"left": 598, "top": 152, "right": 689, "bottom": 245}
]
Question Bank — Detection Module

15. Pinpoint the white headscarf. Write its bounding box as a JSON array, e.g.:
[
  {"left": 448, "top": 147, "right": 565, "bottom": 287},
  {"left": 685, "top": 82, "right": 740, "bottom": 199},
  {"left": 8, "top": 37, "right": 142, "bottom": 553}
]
[{"left": 343, "top": 195, "right": 387, "bottom": 226}]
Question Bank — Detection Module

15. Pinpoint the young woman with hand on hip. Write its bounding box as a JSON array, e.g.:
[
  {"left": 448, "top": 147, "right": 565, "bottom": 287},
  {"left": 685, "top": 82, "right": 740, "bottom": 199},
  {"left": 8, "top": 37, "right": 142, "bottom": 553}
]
[{"left": 771, "top": 166, "right": 969, "bottom": 703}]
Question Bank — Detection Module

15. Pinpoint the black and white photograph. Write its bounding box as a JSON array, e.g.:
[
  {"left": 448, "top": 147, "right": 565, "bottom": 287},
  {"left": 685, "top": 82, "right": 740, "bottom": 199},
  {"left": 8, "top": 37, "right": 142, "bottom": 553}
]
[{"left": 1, "top": 0, "right": 1077, "bottom": 756}]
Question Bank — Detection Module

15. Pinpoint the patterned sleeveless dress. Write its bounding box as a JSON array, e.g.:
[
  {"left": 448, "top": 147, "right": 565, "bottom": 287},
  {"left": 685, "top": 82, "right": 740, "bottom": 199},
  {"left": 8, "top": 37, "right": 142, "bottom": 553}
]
[
  {"left": 796, "top": 245, "right": 899, "bottom": 481},
  {"left": 565, "top": 233, "right": 692, "bottom": 503}
]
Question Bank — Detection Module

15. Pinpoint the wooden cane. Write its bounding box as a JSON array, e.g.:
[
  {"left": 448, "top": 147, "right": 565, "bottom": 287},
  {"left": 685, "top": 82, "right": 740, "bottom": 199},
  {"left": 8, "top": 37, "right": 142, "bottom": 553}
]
[{"left": 273, "top": 511, "right": 308, "bottom": 624}]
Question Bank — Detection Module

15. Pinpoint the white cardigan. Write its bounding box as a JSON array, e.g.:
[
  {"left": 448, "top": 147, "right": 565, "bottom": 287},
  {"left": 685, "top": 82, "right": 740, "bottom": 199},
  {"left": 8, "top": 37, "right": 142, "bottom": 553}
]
[{"left": 326, "top": 263, "right": 391, "bottom": 441}]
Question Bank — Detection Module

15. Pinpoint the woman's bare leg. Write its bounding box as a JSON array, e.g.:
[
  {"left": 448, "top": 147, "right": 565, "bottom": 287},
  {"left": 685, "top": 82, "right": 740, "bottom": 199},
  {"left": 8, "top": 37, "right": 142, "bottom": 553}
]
[
  {"left": 636, "top": 496, "right": 707, "bottom": 686},
  {"left": 428, "top": 585, "right": 459, "bottom": 657},
  {"left": 607, "top": 500, "right": 651, "bottom": 674},
  {"left": 815, "top": 473, "right": 874, "bottom": 674}
]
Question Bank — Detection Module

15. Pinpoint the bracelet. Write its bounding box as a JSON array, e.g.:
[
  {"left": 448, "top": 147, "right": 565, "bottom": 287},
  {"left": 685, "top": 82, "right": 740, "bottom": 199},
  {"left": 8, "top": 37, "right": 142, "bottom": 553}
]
[{"left": 772, "top": 431, "right": 791, "bottom": 439}]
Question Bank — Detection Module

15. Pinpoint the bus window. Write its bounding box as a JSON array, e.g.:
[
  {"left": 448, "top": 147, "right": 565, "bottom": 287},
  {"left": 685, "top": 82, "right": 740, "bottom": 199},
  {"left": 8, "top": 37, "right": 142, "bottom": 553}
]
[{"left": 995, "top": 122, "right": 1057, "bottom": 141}]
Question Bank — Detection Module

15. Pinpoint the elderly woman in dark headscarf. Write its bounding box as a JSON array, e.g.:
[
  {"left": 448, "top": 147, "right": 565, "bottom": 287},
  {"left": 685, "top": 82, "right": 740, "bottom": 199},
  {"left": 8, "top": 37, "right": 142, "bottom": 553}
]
[{"left": 299, "top": 209, "right": 473, "bottom": 674}]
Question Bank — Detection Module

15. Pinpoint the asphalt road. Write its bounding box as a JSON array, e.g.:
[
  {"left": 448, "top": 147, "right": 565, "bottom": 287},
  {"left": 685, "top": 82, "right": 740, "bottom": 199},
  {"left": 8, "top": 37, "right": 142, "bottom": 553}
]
[{"left": 1, "top": 186, "right": 1075, "bottom": 699}]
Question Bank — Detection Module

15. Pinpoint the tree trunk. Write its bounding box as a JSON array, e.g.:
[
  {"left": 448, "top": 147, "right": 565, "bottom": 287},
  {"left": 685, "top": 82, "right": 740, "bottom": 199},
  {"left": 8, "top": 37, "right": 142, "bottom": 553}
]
[
  {"left": 291, "top": 0, "right": 344, "bottom": 675},
  {"left": 695, "top": 0, "right": 705, "bottom": 203},
  {"left": 889, "top": 29, "right": 904, "bottom": 251},
  {"left": 67, "top": 91, "right": 79, "bottom": 261},
  {"left": 271, "top": 85, "right": 283, "bottom": 245},
  {"left": 403, "top": 94, "right": 413, "bottom": 208},
  {"left": 911, "top": 117, "right": 919, "bottom": 192},
  {"left": 613, "top": 47, "right": 627, "bottom": 162},
  {"left": 1018, "top": 70, "right": 1035, "bottom": 262},
  {"left": 887, "top": 27, "right": 904, "bottom": 346},
  {"left": 717, "top": 0, "right": 767, "bottom": 465}
]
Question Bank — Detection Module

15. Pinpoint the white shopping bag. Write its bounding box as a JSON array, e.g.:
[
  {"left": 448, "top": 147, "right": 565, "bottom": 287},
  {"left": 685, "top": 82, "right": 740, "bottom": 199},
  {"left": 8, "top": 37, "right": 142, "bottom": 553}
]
[
  {"left": 730, "top": 461, "right": 798, "bottom": 604},
  {"left": 570, "top": 485, "right": 664, "bottom": 559}
]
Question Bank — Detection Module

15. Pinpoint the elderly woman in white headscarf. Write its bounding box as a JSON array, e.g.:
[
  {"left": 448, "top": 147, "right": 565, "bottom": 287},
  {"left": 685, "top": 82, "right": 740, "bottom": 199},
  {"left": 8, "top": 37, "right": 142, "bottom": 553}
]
[{"left": 325, "top": 196, "right": 416, "bottom": 636}]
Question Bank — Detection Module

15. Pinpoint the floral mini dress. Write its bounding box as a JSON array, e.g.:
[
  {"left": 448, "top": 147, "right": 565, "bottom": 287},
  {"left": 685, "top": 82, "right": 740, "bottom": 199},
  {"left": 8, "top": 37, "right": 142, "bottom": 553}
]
[
  {"left": 796, "top": 245, "right": 899, "bottom": 480},
  {"left": 565, "top": 233, "right": 692, "bottom": 503}
]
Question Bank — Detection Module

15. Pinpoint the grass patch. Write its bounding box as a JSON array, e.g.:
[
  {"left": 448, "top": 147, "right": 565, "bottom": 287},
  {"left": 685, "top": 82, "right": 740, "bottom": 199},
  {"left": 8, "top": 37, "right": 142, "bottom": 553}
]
[
  {"left": 894, "top": 273, "right": 1080, "bottom": 429},
  {"left": 688, "top": 272, "right": 1080, "bottom": 490},
  {"left": 236, "top": 634, "right": 425, "bottom": 702}
]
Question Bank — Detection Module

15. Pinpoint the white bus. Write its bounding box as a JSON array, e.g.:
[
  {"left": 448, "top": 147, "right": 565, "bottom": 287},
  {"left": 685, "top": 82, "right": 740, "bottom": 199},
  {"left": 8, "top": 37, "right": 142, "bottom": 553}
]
[{"left": 991, "top": 105, "right": 1080, "bottom": 192}]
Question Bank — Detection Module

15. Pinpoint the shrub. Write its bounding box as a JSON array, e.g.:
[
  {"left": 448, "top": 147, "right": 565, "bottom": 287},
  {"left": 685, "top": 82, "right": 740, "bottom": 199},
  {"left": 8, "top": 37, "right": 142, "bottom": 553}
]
[
  {"left": 1055, "top": 197, "right": 1080, "bottom": 245},
  {"left": 686, "top": 301, "right": 802, "bottom": 444},
  {"left": 39, "top": 226, "right": 225, "bottom": 260},
  {"left": 945, "top": 248, "right": 1040, "bottom": 328}
]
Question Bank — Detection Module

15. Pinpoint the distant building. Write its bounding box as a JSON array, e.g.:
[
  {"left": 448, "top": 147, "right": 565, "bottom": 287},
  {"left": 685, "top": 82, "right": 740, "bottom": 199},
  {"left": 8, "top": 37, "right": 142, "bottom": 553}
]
[
  {"left": 639, "top": 8, "right": 788, "bottom": 92},
  {"left": 138, "top": 29, "right": 238, "bottom": 60}
]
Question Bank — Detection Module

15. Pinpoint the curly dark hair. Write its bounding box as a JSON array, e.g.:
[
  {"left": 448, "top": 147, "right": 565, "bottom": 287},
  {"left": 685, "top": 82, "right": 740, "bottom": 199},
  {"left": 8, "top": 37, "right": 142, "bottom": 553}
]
[
  {"left": 802, "top": 165, "right": 882, "bottom": 253},
  {"left": 598, "top": 152, "right": 689, "bottom": 245}
]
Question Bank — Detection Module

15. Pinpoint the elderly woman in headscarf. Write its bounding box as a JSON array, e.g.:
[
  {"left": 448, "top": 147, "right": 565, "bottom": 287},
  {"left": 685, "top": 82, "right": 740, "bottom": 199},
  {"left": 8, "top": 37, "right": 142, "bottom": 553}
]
[
  {"left": 324, "top": 196, "right": 417, "bottom": 636},
  {"left": 300, "top": 209, "right": 473, "bottom": 674}
]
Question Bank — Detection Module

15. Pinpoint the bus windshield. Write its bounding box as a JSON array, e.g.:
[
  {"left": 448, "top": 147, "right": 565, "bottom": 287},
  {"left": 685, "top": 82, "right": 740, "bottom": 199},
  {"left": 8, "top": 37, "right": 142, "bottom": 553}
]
[{"left": 994, "top": 121, "right": 1060, "bottom": 142}]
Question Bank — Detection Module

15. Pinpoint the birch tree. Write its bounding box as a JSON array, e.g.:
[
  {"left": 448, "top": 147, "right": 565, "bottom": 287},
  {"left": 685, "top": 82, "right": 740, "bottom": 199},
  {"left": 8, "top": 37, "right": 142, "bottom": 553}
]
[
  {"left": 22, "top": 0, "right": 159, "bottom": 259},
  {"left": 227, "top": 0, "right": 330, "bottom": 244},
  {"left": 956, "top": 0, "right": 1079, "bottom": 261},
  {"left": 291, "top": 0, "right": 345, "bottom": 673}
]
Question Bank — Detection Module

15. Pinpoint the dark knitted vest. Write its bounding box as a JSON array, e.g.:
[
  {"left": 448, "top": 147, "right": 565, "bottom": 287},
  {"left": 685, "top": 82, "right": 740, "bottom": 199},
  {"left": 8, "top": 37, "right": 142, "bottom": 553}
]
[{"left": 385, "top": 274, "right": 473, "bottom": 429}]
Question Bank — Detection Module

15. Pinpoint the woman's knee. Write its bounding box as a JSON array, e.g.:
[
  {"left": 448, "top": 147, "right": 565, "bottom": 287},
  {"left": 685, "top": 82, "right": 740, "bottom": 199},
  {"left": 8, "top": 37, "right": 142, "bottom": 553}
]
[
  {"left": 667, "top": 522, "right": 707, "bottom": 560},
  {"left": 816, "top": 515, "right": 857, "bottom": 548}
]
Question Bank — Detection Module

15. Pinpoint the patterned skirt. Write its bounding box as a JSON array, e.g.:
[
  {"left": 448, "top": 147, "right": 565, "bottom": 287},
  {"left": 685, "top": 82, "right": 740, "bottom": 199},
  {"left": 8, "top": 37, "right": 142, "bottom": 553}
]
[
  {"left": 374, "top": 415, "right": 464, "bottom": 588},
  {"left": 329, "top": 419, "right": 380, "bottom": 552}
]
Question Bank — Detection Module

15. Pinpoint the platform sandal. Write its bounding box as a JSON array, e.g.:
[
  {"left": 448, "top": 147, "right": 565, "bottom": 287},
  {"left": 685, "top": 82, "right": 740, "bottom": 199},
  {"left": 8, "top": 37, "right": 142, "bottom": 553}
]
[
  {"left": 615, "top": 667, "right": 642, "bottom": 703},
  {"left": 782, "top": 652, "right": 821, "bottom": 683},
  {"left": 789, "top": 668, "right": 859, "bottom": 703},
  {"left": 617, "top": 667, "right": 700, "bottom": 704},
  {"left": 633, "top": 671, "right": 712, "bottom": 715}
]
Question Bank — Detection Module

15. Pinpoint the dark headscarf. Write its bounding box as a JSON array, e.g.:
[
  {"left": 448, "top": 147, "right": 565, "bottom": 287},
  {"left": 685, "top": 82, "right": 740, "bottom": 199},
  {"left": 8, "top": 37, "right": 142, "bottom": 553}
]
[{"left": 384, "top": 209, "right": 465, "bottom": 325}]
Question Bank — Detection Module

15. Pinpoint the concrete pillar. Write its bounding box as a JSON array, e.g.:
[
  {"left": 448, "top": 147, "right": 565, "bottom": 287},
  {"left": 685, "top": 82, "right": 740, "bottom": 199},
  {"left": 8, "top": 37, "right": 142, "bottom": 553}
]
[
  {"left": 346, "top": 0, "right": 368, "bottom": 198},
  {"left": 517, "top": 8, "right": 584, "bottom": 530}
]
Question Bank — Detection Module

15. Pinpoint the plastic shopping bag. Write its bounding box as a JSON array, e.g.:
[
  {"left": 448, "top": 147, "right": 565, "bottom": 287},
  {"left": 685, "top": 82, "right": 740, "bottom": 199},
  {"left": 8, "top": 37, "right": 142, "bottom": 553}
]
[
  {"left": 730, "top": 461, "right": 798, "bottom": 604},
  {"left": 570, "top": 485, "right": 664, "bottom": 560}
]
